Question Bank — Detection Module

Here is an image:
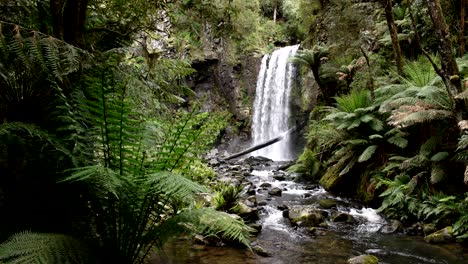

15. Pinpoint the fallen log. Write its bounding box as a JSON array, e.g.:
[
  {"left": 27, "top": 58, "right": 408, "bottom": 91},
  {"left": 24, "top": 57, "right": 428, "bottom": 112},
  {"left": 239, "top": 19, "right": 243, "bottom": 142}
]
[{"left": 223, "top": 125, "right": 302, "bottom": 160}]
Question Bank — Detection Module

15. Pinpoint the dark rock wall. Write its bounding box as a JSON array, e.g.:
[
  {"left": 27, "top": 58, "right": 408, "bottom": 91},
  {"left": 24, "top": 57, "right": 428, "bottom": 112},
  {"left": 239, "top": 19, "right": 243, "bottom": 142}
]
[{"left": 187, "top": 54, "right": 261, "bottom": 155}]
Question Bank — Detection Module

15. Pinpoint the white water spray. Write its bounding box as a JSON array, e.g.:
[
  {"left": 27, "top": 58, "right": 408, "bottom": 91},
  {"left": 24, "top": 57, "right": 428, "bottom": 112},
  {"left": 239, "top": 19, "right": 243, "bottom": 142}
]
[{"left": 251, "top": 45, "right": 300, "bottom": 161}]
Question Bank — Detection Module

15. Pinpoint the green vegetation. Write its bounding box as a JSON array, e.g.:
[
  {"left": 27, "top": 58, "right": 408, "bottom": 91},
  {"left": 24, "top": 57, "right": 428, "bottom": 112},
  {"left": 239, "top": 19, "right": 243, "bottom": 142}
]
[
  {"left": 289, "top": 0, "right": 468, "bottom": 241},
  {"left": 2, "top": 0, "right": 468, "bottom": 262}
]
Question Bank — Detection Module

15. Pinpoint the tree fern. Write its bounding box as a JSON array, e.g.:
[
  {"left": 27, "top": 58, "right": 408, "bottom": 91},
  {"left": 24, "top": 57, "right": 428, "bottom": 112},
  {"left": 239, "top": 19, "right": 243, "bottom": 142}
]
[{"left": 57, "top": 73, "right": 249, "bottom": 264}]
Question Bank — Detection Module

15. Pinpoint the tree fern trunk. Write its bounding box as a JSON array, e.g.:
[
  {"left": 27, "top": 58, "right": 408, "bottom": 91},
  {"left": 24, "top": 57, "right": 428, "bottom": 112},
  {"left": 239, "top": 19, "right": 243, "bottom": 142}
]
[
  {"left": 426, "top": 0, "right": 465, "bottom": 120},
  {"left": 382, "top": 0, "right": 404, "bottom": 76},
  {"left": 50, "top": 0, "right": 88, "bottom": 47}
]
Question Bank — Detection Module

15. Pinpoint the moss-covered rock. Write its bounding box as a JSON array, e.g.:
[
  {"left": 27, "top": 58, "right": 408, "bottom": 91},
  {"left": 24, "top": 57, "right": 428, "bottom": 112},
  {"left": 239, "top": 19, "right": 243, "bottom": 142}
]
[
  {"left": 424, "top": 226, "right": 454, "bottom": 244},
  {"left": 347, "top": 254, "right": 379, "bottom": 264},
  {"left": 332, "top": 212, "right": 355, "bottom": 223},
  {"left": 287, "top": 205, "right": 325, "bottom": 227},
  {"left": 318, "top": 198, "right": 337, "bottom": 209},
  {"left": 319, "top": 159, "right": 347, "bottom": 191}
]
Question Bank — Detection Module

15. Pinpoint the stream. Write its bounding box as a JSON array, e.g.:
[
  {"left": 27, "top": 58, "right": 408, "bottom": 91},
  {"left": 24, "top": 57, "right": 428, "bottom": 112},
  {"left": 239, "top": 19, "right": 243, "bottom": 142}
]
[{"left": 152, "top": 159, "right": 468, "bottom": 264}]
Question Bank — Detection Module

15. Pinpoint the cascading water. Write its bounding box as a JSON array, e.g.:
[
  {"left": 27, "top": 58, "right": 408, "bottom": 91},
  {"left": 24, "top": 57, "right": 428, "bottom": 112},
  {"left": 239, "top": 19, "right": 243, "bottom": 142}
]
[{"left": 251, "top": 45, "right": 300, "bottom": 161}]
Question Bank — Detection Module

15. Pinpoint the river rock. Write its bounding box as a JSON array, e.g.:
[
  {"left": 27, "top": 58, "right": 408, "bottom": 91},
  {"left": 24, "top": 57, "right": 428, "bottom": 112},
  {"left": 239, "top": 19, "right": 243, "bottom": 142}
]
[
  {"left": 246, "top": 195, "right": 257, "bottom": 205},
  {"left": 260, "top": 182, "right": 272, "bottom": 188},
  {"left": 273, "top": 172, "right": 287, "bottom": 181},
  {"left": 423, "top": 223, "right": 437, "bottom": 235},
  {"left": 232, "top": 202, "right": 259, "bottom": 221},
  {"left": 268, "top": 187, "right": 282, "bottom": 196},
  {"left": 332, "top": 212, "right": 355, "bottom": 223},
  {"left": 318, "top": 198, "right": 338, "bottom": 209},
  {"left": 249, "top": 223, "right": 262, "bottom": 235},
  {"left": 245, "top": 156, "right": 273, "bottom": 166},
  {"left": 287, "top": 205, "right": 325, "bottom": 227},
  {"left": 258, "top": 201, "right": 267, "bottom": 206},
  {"left": 277, "top": 204, "right": 288, "bottom": 211},
  {"left": 252, "top": 245, "right": 271, "bottom": 257},
  {"left": 208, "top": 158, "right": 220, "bottom": 167},
  {"left": 424, "top": 226, "right": 454, "bottom": 244},
  {"left": 405, "top": 222, "right": 423, "bottom": 236},
  {"left": 347, "top": 254, "right": 379, "bottom": 264},
  {"left": 379, "top": 219, "right": 402, "bottom": 234}
]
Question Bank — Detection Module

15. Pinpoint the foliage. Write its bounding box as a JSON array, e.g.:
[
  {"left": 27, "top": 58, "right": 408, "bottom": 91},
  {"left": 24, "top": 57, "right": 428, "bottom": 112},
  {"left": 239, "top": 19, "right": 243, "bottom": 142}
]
[
  {"left": 0, "top": 231, "right": 95, "bottom": 264},
  {"left": 53, "top": 74, "right": 250, "bottom": 263},
  {"left": 212, "top": 183, "right": 244, "bottom": 212},
  {"left": 288, "top": 148, "right": 320, "bottom": 181}
]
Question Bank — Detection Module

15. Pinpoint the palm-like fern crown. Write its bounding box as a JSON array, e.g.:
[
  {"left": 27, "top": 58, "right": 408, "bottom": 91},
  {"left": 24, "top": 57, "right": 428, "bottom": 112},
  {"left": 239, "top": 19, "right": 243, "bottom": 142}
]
[
  {"left": 375, "top": 57, "right": 453, "bottom": 128},
  {"left": 289, "top": 45, "right": 329, "bottom": 69}
]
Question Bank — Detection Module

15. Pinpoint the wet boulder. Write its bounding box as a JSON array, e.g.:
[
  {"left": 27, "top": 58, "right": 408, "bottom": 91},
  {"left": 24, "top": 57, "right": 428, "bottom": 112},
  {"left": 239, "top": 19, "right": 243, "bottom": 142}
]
[
  {"left": 287, "top": 205, "right": 325, "bottom": 227},
  {"left": 232, "top": 202, "right": 259, "bottom": 222},
  {"left": 379, "top": 219, "right": 402, "bottom": 234},
  {"left": 252, "top": 245, "right": 271, "bottom": 257},
  {"left": 347, "top": 254, "right": 379, "bottom": 264},
  {"left": 318, "top": 198, "right": 338, "bottom": 209},
  {"left": 268, "top": 187, "right": 282, "bottom": 196},
  {"left": 424, "top": 226, "right": 454, "bottom": 244},
  {"left": 249, "top": 223, "right": 262, "bottom": 235},
  {"left": 423, "top": 223, "right": 437, "bottom": 235},
  {"left": 332, "top": 212, "right": 355, "bottom": 223}
]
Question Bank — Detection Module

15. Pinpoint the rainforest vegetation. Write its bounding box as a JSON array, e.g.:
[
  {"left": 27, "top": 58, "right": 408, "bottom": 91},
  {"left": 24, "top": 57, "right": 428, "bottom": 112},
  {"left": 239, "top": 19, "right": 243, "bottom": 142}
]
[{"left": 0, "top": 0, "right": 467, "bottom": 263}]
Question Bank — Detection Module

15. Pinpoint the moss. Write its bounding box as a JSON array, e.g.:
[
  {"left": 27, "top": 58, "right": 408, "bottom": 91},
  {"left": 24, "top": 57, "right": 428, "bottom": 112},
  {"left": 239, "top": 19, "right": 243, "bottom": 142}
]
[
  {"left": 319, "top": 159, "right": 347, "bottom": 191},
  {"left": 424, "top": 226, "right": 454, "bottom": 244}
]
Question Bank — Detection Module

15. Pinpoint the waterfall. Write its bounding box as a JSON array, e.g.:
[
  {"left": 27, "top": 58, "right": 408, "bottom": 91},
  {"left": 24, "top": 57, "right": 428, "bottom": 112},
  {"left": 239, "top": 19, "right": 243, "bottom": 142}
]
[{"left": 251, "top": 45, "right": 299, "bottom": 161}]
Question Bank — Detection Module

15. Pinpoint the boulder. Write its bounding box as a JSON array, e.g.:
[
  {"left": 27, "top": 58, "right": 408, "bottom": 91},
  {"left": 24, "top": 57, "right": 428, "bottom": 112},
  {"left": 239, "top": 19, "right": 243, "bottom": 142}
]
[
  {"left": 246, "top": 195, "right": 257, "bottom": 205},
  {"left": 347, "top": 254, "right": 379, "bottom": 264},
  {"left": 268, "top": 187, "right": 282, "bottom": 196},
  {"left": 208, "top": 158, "right": 220, "bottom": 167},
  {"left": 319, "top": 159, "right": 346, "bottom": 191},
  {"left": 332, "top": 212, "right": 355, "bottom": 223},
  {"left": 249, "top": 223, "right": 262, "bottom": 235},
  {"left": 318, "top": 199, "right": 338, "bottom": 209},
  {"left": 379, "top": 219, "right": 402, "bottom": 234},
  {"left": 422, "top": 223, "right": 437, "bottom": 235},
  {"left": 273, "top": 173, "right": 287, "bottom": 181},
  {"left": 232, "top": 202, "right": 259, "bottom": 221},
  {"left": 252, "top": 245, "right": 271, "bottom": 257},
  {"left": 287, "top": 205, "right": 325, "bottom": 227},
  {"left": 260, "top": 182, "right": 272, "bottom": 188},
  {"left": 424, "top": 226, "right": 454, "bottom": 244}
]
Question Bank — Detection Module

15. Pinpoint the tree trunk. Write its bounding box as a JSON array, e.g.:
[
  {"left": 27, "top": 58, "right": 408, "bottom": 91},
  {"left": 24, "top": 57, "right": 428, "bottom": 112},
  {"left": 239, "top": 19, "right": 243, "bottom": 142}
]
[
  {"left": 462, "top": 0, "right": 466, "bottom": 56},
  {"left": 382, "top": 0, "right": 404, "bottom": 75},
  {"left": 426, "top": 0, "right": 462, "bottom": 95},
  {"left": 50, "top": 0, "right": 88, "bottom": 47}
]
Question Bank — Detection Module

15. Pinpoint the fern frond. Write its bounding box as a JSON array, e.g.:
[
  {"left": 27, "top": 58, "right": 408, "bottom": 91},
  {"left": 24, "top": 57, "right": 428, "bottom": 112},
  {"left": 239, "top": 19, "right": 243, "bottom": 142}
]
[
  {"left": 430, "top": 165, "right": 446, "bottom": 184},
  {"left": 358, "top": 145, "right": 378, "bottom": 162},
  {"left": 0, "top": 231, "right": 94, "bottom": 264},
  {"left": 146, "top": 171, "right": 208, "bottom": 203}
]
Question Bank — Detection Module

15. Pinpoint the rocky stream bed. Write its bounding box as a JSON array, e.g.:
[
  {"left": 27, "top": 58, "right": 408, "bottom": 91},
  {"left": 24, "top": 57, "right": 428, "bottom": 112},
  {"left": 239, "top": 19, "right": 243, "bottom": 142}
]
[{"left": 151, "top": 157, "right": 468, "bottom": 264}]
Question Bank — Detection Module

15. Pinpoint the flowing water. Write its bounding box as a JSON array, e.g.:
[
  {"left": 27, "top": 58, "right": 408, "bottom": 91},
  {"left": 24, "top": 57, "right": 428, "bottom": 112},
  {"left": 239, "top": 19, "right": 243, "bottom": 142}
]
[
  {"left": 151, "top": 161, "right": 468, "bottom": 264},
  {"left": 251, "top": 45, "right": 299, "bottom": 161},
  {"left": 150, "top": 46, "right": 467, "bottom": 263}
]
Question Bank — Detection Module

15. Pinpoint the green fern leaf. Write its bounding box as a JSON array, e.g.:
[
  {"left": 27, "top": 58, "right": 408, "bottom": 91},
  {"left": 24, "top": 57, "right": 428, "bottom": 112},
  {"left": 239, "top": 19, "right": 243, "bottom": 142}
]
[
  {"left": 430, "top": 152, "right": 449, "bottom": 162},
  {"left": 0, "top": 231, "right": 94, "bottom": 264},
  {"left": 430, "top": 165, "right": 446, "bottom": 184},
  {"left": 358, "top": 145, "right": 378, "bottom": 162}
]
